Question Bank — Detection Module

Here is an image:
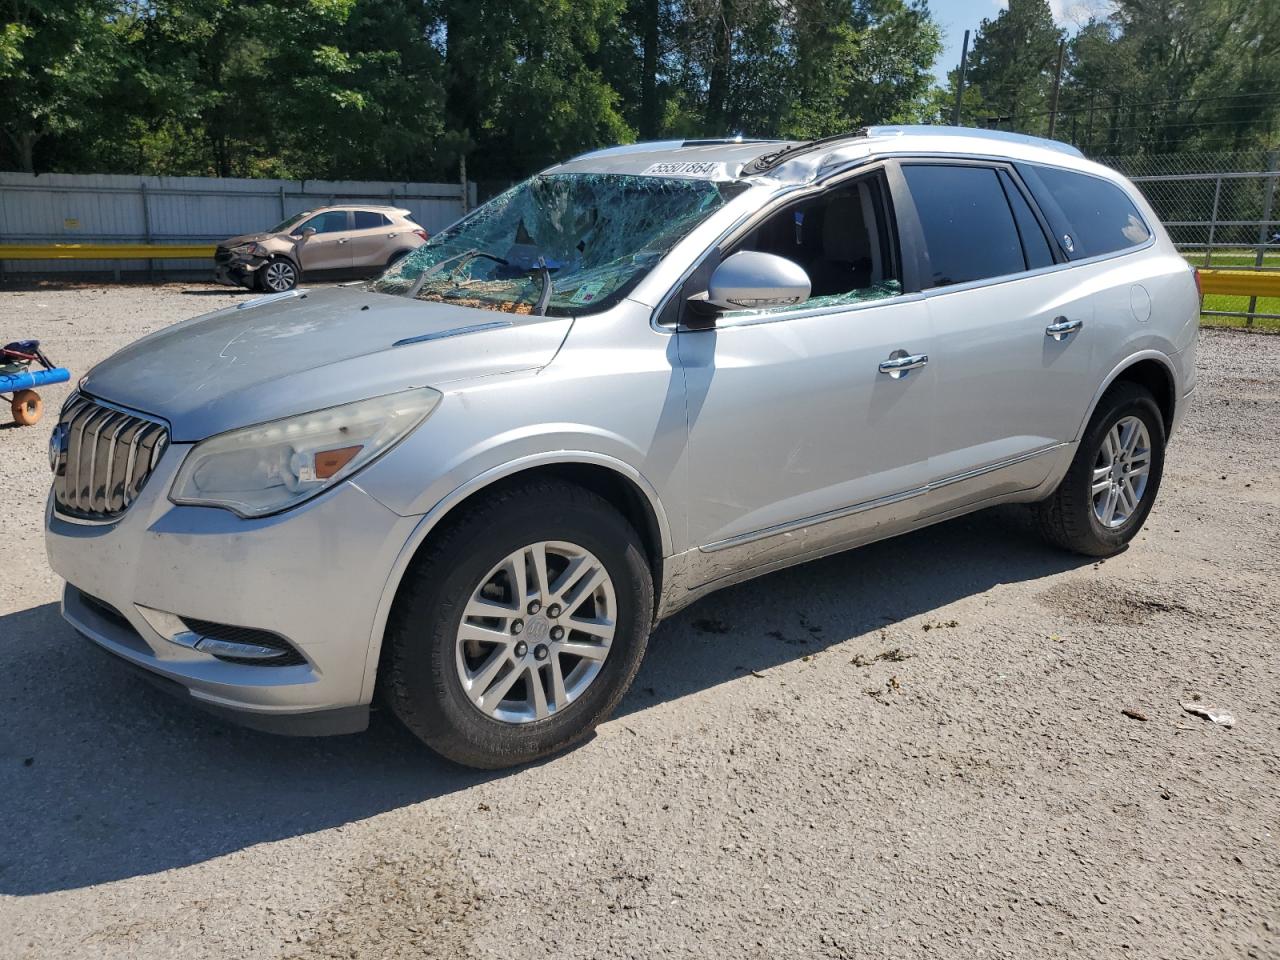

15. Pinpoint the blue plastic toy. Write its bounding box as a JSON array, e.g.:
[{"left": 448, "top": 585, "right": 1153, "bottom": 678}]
[{"left": 2, "top": 340, "right": 71, "bottom": 426}]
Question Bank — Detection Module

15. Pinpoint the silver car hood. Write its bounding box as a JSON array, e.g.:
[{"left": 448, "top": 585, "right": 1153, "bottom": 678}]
[{"left": 82, "top": 286, "right": 572, "bottom": 441}]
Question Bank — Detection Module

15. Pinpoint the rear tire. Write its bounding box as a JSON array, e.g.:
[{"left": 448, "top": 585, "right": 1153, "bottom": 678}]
[
  {"left": 257, "top": 258, "right": 298, "bottom": 292},
  {"left": 1036, "top": 381, "right": 1166, "bottom": 556},
  {"left": 10, "top": 389, "right": 41, "bottom": 426},
  {"left": 384, "top": 478, "right": 653, "bottom": 769}
]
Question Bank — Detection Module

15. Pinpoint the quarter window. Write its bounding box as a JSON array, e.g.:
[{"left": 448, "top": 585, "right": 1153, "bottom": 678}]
[
  {"left": 1030, "top": 165, "right": 1151, "bottom": 258},
  {"left": 902, "top": 164, "right": 1026, "bottom": 288}
]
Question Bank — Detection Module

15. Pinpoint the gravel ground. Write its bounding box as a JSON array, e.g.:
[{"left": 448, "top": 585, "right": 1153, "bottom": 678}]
[{"left": 1, "top": 283, "right": 1278, "bottom": 960}]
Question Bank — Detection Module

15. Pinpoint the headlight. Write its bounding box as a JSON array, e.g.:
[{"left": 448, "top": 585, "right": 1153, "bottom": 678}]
[
  {"left": 231, "top": 242, "right": 265, "bottom": 257},
  {"left": 170, "top": 387, "right": 441, "bottom": 517}
]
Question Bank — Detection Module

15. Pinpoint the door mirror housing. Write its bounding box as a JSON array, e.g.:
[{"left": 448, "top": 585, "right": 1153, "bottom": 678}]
[
  {"left": 701, "top": 251, "right": 811, "bottom": 312},
  {"left": 296, "top": 227, "right": 317, "bottom": 240}
]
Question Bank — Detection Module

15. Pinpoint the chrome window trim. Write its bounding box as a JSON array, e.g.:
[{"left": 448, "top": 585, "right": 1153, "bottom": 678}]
[{"left": 650, "top": 150, "right": 1157, "bottom": 333}]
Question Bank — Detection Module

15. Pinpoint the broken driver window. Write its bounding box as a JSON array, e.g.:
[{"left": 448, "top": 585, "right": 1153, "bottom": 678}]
[
  {"left": 370, "top": 174, "right": 746, "bottom": 316},
  {"left": 722, "top": 173, "right": 902, "bottom": 318}
]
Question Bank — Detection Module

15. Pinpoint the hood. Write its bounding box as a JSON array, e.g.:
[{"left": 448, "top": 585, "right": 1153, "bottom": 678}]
[
  {"left": 218, "top": 233, "right": 274, "bottom": 248},
  {"left": 81, "top": 286, "right": 572, "bottom": 441}
]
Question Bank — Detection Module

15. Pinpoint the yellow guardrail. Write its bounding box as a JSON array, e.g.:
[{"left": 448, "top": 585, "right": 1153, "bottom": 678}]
[
  {"left": 0, "top": 243, "right": 215, "bottom": 260},
  {"left": 1199, "top": 268, "right": 1280, "bottom": 298}
]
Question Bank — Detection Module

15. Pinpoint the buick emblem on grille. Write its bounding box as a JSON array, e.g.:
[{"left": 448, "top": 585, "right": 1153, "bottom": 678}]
[{"left": 49, "top": 422, "right": 68, "bottom": 472}]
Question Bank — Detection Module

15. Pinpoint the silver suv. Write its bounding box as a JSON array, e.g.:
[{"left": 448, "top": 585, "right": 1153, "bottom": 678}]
[{"left": 45, "top": 127, "right": 1198, "bottom": 768}]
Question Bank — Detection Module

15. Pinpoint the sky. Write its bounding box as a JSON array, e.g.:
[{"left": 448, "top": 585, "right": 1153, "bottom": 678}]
[{"left": 929, "top": 0, "right": 1117, "bottom": 85}]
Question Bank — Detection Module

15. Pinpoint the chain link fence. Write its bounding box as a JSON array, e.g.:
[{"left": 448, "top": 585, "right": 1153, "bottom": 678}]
[{"left": 1096, "top": 150, "right": 1280, "bottom": 327}]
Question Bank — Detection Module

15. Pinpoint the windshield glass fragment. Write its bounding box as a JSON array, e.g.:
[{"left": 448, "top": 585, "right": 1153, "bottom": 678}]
[{"left": 369, "top": 173, "right": 744, "bottom": 315}]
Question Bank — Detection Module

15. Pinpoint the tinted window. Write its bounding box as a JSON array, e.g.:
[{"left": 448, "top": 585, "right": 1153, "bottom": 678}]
[
  {"left": 298, "top": 211, "right": 348, "bottom": 234},
  {"left": 1032, "top": 166, "right": 1150, "bottom": 258},
  {"left": 903, "top": 165, "right": 1025, "bottom": 288},
  {"left": 999, "top": 171, "right": 1055, "bottom": 269},
  {"left": 354, "top": 211, "right": 389, "bottom": 230}
]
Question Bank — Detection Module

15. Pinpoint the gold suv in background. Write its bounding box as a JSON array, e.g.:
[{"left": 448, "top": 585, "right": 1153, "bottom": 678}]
[{"left": 214, "top": 205, "right": 429, "bottom": 292}]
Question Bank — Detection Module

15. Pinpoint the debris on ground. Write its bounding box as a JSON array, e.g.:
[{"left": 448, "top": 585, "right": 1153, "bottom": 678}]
[
  {"left": 1181, "top": 702, "right": 1236, "bottom": 727},
  {"left": 1121, "top": 708, "right": 1149, "bottom": 722},
  {"left": 921, "top": 620, "right": 959, "bottom": 631},
  {"left": 850, "top": 647, "right": 913, "bottom": 667}
]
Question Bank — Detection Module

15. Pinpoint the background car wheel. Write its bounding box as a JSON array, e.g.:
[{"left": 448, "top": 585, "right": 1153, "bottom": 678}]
[
  {"left": 257, "top": 258, "right": 298, "bottom": 292},
  {"left": 385, "top": 249, "right": 410, "bottom": 270},
  {"left": 383, "top": 478, "right": 653, "bottom": 769},
  {"left": 1036, "top": 381, "right": 1166, "bottom": 556},
  {"left": 10, "top": 389, "right": 42, "bottom": 426}
]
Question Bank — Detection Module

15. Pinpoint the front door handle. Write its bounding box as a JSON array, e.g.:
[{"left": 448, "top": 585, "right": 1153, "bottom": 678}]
[
  {"left": 878, "top": 352, "right": 929, "bottom": 378},
  {"left": 336, "top": 237, "right": 349, "bottom": 244},
  {"left": 1045, "top": 317, "right": 1083, "bottom": 340}
]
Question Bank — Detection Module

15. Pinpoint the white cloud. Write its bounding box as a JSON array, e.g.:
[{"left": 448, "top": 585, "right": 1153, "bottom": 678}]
[{"left": 989, "top": 0, "right": 1115, "bottom": 28}]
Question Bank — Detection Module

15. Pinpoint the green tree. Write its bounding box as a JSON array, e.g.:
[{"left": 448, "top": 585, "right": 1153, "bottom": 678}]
[
  {"left": 964, "top": 0, "right": 1064, "bottom": 131},
  {"left": 0, "top": 0, "right": 124, "bottom": 172}
]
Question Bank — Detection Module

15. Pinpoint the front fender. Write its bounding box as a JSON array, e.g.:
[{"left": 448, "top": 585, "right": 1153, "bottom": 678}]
[{"left": 355, "top": 448, "right": 673, "bottom": 704}]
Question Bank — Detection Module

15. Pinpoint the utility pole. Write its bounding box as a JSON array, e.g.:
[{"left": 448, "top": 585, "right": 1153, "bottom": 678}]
[
  {"left": 1047, "top": 40, "right": 1067, "bottom": 139},
  {"left": 952, "top": 29, "right": 970, "bottom": 127}
]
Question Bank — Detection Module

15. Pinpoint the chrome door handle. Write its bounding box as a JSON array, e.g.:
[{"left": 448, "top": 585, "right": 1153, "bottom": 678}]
[
  {"left": 1045, "top": 317, "right": 1083, "bottom": 340},
  {"left": 336, "top": 238, "right": 349, "bottom": 244},
  {"left": 878, "top": 352, "right": 929, "bottom": 378}
]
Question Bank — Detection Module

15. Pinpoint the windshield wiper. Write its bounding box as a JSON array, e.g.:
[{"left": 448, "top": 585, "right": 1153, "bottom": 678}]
[
  {"left": 531, "top": 258, "right": 554, "bottom": 316},
  {"left": 405, "top": 248, "right": 508, "bottom": 300}
]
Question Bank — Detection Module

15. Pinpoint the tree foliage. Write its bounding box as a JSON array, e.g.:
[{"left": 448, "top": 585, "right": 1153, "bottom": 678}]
[
  {"left": 1, "top": 0, "right": 940, "bottom": 180},
  {"left": 949, "top": 0, "right": 1280, "bottom": 155}
]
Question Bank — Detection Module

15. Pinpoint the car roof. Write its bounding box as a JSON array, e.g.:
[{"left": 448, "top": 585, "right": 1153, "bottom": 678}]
[
  {"left": 301, "top": 205, "right": 412, "bottom": 215},
  {"left": 548, "top": 126, "right": 1099, "bottom": 185}
]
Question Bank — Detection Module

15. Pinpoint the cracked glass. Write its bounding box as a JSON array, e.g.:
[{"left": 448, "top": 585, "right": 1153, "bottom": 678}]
[{"left": 370, "top": 173, "right": 746, "bottom": 316}]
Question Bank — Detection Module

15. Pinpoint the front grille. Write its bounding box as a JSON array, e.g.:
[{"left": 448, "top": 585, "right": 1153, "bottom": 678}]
[
  {"left": 80, "top": 592, "right": 134, "bottom": 633},
  {"left": 52, "top": 393, "right": 168, "bottom": 522},
  {"left": 180, "top": 617, "right": 308, "bottom": 666},
  {"left": 214, "top": 246, "right": 232, "bottom": 264}
]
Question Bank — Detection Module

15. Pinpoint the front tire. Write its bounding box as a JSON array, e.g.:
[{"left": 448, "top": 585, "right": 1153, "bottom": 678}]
[
  {"left": 384, "top": 478, "right": 654, "bottom": 769},
  {"left": 257, "top": 257, "right": 298, "bottom": 292},
  {"left": 1036, "top": 381, "right": 1166, "bottom": 556}
]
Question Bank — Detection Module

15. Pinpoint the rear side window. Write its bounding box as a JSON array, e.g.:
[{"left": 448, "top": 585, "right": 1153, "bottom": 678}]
[
  {"left": 902, "top": 164, "right": 1025, "bottom": 288},
  {"left": 1024, "top": 165, "right": 1150, "bottom": 258},
  {"left": 354, "top": 211, "right": 390, "bottom": 229}
]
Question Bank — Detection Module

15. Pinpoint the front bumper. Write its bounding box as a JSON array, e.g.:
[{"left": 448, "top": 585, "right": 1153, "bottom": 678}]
[
  {"left": 213, "top": 255, "right": 265, "bottom": 289},
  {"left": 45, "top": 444, "right": 420, "bottom": 735}
]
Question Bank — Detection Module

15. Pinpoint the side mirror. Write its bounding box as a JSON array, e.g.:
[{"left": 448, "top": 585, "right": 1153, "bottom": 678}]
[
  {"left": 702, "top": 251, "right": 811, "bottom": 312},
  {"left": 297, "top": 227, "right": 317, "bottom": 240}
]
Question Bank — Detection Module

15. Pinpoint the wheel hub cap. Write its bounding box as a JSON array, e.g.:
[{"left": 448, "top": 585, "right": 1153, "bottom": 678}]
[
  {"left": 1092, "top": 415, "right": 1152, "bottom": 529},
  {"left": 455, "top": 540, "right": 616, "bottom": 724}
]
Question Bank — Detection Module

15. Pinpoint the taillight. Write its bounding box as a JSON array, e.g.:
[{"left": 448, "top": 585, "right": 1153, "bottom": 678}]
[
  {"left": 1193, "top": 267, "right": 1202, "bottom": 298},
  {"left": 413, "top": 229, "right": 429, "bottom": 242}
]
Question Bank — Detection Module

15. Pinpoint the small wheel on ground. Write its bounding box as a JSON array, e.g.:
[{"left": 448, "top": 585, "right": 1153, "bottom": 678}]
[
  {"left": 1036, "top": 381, "right": 1166, "bottom": 556},
  {"left": 383, "top": 478, "right": 654, "bottom": 769},
  {"left": 257, "top": 258, "right": 298, "bottom": 292},
  {"left": 10, "top": 389, "right": 42, "bottom": 426}
]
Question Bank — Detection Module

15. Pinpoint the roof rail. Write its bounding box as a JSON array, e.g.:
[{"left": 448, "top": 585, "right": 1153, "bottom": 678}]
[{"left": 863, "top": 125, "right": 1085, "bottom": 158}]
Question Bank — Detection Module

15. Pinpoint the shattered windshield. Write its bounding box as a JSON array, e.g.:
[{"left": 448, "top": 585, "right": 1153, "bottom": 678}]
[{"left": 369, "top": 173, "right": 745, "bottom": 315}]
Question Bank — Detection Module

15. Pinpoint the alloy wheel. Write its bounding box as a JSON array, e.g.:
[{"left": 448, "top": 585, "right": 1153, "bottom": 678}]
[
  {"left": 1092, "top": 415, "right": 1151, "bottom": 528},
  {"left": 455, "top": 541, "right": 616, "bottom": 723},
  {"left": 263, "top": 261, "right": 296, "bottom": 291}
]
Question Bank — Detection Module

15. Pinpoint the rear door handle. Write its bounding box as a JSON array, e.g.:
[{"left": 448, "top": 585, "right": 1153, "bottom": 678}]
[
  {"left": 1045, "top": 317, "right": 1083, "bottom": 340},
  {"left": 878, "top": 352, "right": 929, "bottom": 378},
  {"left": 336, "top": 237, "right": 349, "bottom": 244}
]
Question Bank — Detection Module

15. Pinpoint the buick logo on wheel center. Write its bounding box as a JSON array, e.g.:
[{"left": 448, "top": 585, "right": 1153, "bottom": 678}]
[{"left": 524, "top": 616, "right": 550, "bottom": 642}]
